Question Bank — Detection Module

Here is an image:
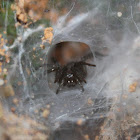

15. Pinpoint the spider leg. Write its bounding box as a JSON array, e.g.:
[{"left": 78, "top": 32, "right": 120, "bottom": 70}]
[
  {"left": 54, "top": 70, "right": 61, "bottom": 83},
  {"left": 80, "top": 62, "right": 96, "bottom": 67},
  {"left": 54, "top": 78, "right": 58, "bottom": 83},
  {"left": 77, "top": 79, "right": 84, "bottom": 92},
  {"left": 55, "top": 67, "right": 67, "bottom": 84},
  {"left": 76, "top": 75, "right": 87, "bottom": 83},
  {"left": 58, "top": 67, "right": 67, "bottom": 83},
  {"left": 72, "top": 69, "right": 87, "bottom": 83},
  {"left": 56, "top": 82, "right": 64, "bottom": 94}
]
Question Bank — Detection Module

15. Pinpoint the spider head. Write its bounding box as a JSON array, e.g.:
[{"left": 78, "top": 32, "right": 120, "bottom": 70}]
[
  {"left": 66, "top": 74, "right": 75, "bottom": 87},
  {"left": 63, "top": 68, "right": 77, "bottom": 87}
]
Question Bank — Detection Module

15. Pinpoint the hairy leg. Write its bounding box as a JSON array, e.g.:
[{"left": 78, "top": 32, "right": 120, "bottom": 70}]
[
  {"left": 77, "top": 79, "right": 84, "bottom": 92},
  {"left": 80, "top": 61, "right": 96, "bottom": 67},
  {"left": 72, "top": 69, "right": 87, "bottom": 83},
  {"left": 56, "top": 82, "right": 64, "bottom": 94}
]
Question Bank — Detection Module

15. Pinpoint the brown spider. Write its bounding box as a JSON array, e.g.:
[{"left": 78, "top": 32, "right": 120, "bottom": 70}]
[{"left": 48, "top": 61, "right": 96, "bottom": 94}]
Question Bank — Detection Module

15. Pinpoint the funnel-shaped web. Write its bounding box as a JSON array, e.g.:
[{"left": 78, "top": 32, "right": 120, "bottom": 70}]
[{"left": 2, "top": 0, "right": 140, "bottom": 139}]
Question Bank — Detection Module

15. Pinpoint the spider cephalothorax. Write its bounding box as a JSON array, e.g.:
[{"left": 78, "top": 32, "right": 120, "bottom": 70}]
[{"left": 48, "top": 61, "right": 96, "bottom": 94}]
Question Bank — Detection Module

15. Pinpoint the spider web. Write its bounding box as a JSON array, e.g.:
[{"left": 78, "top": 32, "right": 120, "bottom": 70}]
[{"left": 3, "top": 0, "right": 140, "bottom": 139}]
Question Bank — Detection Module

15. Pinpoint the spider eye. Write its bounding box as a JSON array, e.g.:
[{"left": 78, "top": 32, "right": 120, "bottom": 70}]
[{"left": 67, "top": 74, "right": 73, "bottom": 78}]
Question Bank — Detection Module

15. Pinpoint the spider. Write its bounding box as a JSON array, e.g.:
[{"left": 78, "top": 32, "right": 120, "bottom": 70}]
[{"left": 48, "top": 60, "right": 96, "bottom": 94}]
